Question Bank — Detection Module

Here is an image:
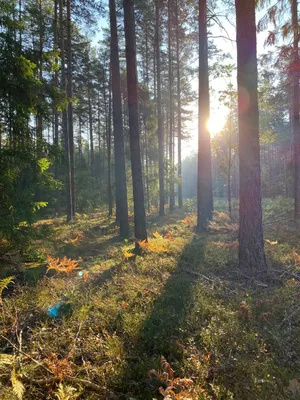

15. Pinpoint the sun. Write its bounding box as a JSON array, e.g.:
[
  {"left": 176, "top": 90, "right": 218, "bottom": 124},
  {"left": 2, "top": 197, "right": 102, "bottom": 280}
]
[{"left": 206, "top": 116, "right": 225, "bottom": 137}]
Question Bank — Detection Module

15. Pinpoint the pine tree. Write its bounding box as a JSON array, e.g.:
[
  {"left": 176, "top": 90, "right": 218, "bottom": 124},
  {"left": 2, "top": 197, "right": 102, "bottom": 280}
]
[
  {"left": 197, "top": 0, "right": 213, "bottom": 229},
  {"left": 235, "top": 0, "right": 266, "bottom": 271},
  {"left": 109, "top": 0, "right": 129, "bottom": 237},
  {"left": 123, "top": 0, "right": 148, "bottom": 242}
]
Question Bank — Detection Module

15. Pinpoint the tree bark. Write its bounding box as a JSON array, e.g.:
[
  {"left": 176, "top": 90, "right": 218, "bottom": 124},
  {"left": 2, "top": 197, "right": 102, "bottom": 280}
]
[
  {"left": 36, "top": 0, "right": 43, "bottom": 155},
  {"left": 88, "top": 61, "right": 95, "bottom": 179},
  {"left": 53, "top": 0, "right": 59, "bottom": 151},
  {"left": 175, "top": 0, "right": 183, "bottom": 208},
  {"left": 235, "top": 0, "right": 266, "bottom": 272},
  {"left": 107, "top": 76, "right": 113, "bottom": 217},
  {"left": 197, "top": 0, "right": 213, "bottom": 229},
  {"left": 109, "top": 0, "right": 129, "bottom": 237},
  {"left": 123, "top": 0, "right": 147, "bottom": 242},
  {"left": 59, "top": 0, "right": 72, "bottom": 222},
  {"left": 291, "top": 0, "right": 300, "bottom": 221},
  {"left": 155, "top": 0, "right": 165, "bottom": 216},
  {"left": 66, "top": 0, "right": 76, "bottom": 217},
  {"left": 168, "top": 0, "right": 175, "bottom": 213}
]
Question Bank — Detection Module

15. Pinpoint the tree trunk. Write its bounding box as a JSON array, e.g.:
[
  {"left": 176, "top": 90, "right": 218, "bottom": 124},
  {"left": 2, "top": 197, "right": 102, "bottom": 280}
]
[
  {"left": 291, "top": 0, "right": 300, "bottom": 221},
  {"left": 235, "top": 0, "right": 266, "bottom": 272},
  {"left": 107, "top": 78, "right": 113, "bottom": 217},
  {"left": 53, "top": 0, "right": 59, "bottom": 151},
  {"left": 66, "top": 0, "right": 76, "bottom": 217},
  {"left": 88, "top": 66, "right": 95, "bottom": 180},
  {"left": 155, "top": 0, "right": 164, "bottom": 216},
  {"left": 59, "top": 0, "right": 72, "bottom": 222},
  {"left": 168, "top": 0, "right": 174, "bottom": 213},
  {"left": 36, "top": 0, "right": 43, "bottom": 155},
  {"left": 197, "top": 0, "right": 213, "bottom": 229},
  {"left": 123, "top": 0, "right": 147, "bottom": 242},
  {"left": 109, "top": 0, "right": 129, "bottom": 237},
  {"left": 175, "top": 0, "right": 183, "bottom": 208}
]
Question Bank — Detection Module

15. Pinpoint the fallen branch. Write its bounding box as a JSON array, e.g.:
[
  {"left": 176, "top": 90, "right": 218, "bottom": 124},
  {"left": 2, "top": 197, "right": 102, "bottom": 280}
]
[{"left": 180, "top": 268, "right": 214, "bottom": 283}]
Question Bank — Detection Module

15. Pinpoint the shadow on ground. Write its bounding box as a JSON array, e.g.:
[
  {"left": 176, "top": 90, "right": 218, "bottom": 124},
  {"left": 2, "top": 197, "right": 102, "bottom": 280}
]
[{"left": 119, "top": 234, "right": 208, "bottom": 399}]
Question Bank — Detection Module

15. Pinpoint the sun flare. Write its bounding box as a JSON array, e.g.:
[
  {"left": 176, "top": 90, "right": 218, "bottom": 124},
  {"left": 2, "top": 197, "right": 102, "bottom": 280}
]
[{"left": 206, "top": 116, "right": 225, "bottom": 137}]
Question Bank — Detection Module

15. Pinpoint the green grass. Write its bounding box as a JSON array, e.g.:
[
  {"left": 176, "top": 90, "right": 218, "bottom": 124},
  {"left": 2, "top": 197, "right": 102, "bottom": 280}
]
[{"left": 0, "top": 200, "right": 300, "bottom": 399}]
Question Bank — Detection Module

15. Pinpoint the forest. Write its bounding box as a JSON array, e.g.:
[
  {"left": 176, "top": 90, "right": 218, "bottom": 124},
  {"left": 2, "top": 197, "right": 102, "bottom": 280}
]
[{"left": 1, "top": 0, "right": 300, "bottom": 398}]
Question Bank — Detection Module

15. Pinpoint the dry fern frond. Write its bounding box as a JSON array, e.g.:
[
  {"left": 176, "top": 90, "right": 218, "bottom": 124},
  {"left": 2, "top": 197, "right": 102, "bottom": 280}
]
[
  {"left": 293, "top": 249, "right": 300, "bottom": 268},
  {"left": 45, "top": 353, "right": 73, "bottom": 379},
  {"left": 164, "top": 232, "right": 175, "bottom": 240},
  {"left": 123, "top": 251, "right": 134, "bottom": 259},
  {"left": 181, "top": 216, "right": 196, "bottom": 226},
  {"left": 46, "top": 256, "right": 80, "bottom": 274}
]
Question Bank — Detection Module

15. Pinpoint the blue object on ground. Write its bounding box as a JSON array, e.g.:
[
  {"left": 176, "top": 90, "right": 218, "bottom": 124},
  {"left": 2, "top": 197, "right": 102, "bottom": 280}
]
[
  {"left": 77, "top": 270, "right": 83, "bottom": 277},
  {"left": 47, "top": 302, "right": 63, "bottom": 318}
]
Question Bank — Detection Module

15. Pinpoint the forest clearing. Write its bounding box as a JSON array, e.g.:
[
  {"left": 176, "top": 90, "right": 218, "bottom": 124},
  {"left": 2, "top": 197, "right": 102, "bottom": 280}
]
[
  {"left": 2, "top": 0, "right": 300, "bottom": 398},
  {"left": 1, "top": 200, "right": 300, "bottom": 399}
]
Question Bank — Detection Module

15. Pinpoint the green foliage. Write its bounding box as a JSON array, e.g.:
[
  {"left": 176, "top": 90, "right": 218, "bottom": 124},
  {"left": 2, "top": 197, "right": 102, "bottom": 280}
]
[
  {"left": 54, "top": 383, "right": 80, "bottom": 400},
  {"left": 0, "top": 276, "right": 14, "bottom": 299}
]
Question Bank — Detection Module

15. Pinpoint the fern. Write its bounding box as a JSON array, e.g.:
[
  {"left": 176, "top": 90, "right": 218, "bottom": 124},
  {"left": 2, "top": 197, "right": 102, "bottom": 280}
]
[
  {"left": 11, "top": 368, "right": 25, "bottom": 400},
  {"left": 55, "top": 383, "right": 79, "bottom": 400},
  {"left": 0, "top": 354, "right": 14, "bottom": 367},
  {"left": 0, "top": 276, "right": 14, "bottom": 299}
]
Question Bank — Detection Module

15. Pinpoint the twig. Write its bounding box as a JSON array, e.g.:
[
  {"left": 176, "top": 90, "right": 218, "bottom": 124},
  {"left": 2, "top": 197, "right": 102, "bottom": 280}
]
[
  {"left": 0, "top": 334, "right": 52, "bottom": 374},
  {"left": 278, "top": 306, "right": 300, "bottom": 328},
  {"left": 181, "top": 268, "right": 214, "bottom": 283}
]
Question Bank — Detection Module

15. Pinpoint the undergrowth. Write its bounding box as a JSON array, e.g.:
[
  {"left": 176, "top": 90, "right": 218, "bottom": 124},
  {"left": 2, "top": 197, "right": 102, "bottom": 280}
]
[{"left": 0, "top": 200, "right": 299, "bottom": 399}]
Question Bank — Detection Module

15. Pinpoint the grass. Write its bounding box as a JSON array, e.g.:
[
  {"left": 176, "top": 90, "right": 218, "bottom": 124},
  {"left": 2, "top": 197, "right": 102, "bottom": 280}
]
[{"left": 0, "top": 199, "right": 300, "bottom": 399}]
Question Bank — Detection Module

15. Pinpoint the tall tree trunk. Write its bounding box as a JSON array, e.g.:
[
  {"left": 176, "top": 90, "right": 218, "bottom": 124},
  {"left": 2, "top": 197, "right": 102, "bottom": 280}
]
[
  {"left": 155, "top": 0, "right": 164, "bottom": 216},
  {"left": 123, "top": 0, "right": 147, "bottom": 242},
  {"left": 53, "top": 0, "right": 59, "bottom": 152},
  {"left": 175, "top": 0, "right": 183, "bottom": 208},
  {"left": 66, "top": 0, "right": 75, "bottom": 216},
  {"left": 109, "top": 0, "right": 129, "bottom": 237},
  {"left": 107, "top": 78, "right": 113, "bottom": 217},
  {"left": 144, "top": 30, "right": 151, "bottom": 214},
  {"left": 59, "top": 0, "right": 72, "bottom": 222},
  {"left": 36, "top": 0, "right": 43, "bottom": 155},
  {"left": 168, "top": 0, "right": 175, "bottom": 213},
  {"left": 88, "top": 67, "right": 95, "bottom": 180},
  {"left": 291, "top": 0, "right": 300, "bottom": 221},
  {"left": 235, "top": 0, "right": 266, "bottom": 272},
  {"left": 197, "top": 0, "right": 213, "bottom": 229},
  {"left": 78, "top": 115, "right": 83, "bottom": 167}
]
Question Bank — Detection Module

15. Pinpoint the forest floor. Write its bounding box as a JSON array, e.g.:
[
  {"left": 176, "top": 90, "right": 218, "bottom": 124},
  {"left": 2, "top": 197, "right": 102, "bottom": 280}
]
[{"left": 0, "top": 198, "right": 300, "bottom": 399}]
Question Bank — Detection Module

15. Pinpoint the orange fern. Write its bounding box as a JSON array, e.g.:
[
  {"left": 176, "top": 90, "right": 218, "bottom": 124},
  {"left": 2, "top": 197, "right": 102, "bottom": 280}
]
[
  {"left": 46, "top": 255, "right": 80, "bottom": 274},
  {"left": 293, "top": 249, "right": 300, "bottom": 267},
  {"left": 45, "top": 353, "right": 73, "bottom": 379}
]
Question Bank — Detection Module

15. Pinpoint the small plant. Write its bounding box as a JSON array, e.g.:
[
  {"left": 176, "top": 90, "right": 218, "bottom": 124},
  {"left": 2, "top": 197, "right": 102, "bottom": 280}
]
[
  {"left": 55, "top": 383, "right": 80, "bottom": 400},
  {"left": 45, "top": 353, "right": 73, "bottom": 379},
  {"left": 148, "top": 356, "right": 207, "bottom": 400},
  {"left": 0, "top": 276, "right": 14, "bottom": 302},
  {"left": 46, "top": 256, "right": 80, "bottom": 274},
  {"left": 181, "top": 215, "right": 196, "bottom": 226}
]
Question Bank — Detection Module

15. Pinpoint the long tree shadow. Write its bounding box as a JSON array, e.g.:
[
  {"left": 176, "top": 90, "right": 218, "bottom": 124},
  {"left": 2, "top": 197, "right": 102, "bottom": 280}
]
[{"left": 121, "top": 234, "right": 208, "bottom": 398}]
